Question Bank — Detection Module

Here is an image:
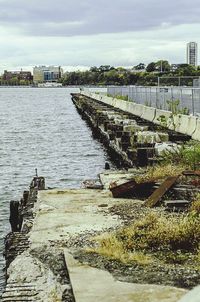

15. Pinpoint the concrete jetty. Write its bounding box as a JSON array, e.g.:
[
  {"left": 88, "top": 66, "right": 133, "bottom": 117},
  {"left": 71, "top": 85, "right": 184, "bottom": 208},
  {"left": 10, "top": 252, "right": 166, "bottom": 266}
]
[
  {"left": 71, "top": 93, "right": 191, "bottom": 168},
  {"left": 2, "top": 176, "right": 187, "bottom": 301},
  {"left": 80, "top": 91, "right": 200, "bottom": 141},
  {"left": 2, "top": 92, "right": 200, "bottom": 301}
]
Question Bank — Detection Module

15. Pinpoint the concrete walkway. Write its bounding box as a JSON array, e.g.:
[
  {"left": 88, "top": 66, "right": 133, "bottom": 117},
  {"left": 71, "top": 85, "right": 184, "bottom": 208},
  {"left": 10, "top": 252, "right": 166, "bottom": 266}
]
[
  {"left": 64, "top": 251, "right": 186, "bottom": 302},
  {"left": 29, "top": 188, "right": 187, "bottom": 301},
  {"left": 30, "top": 188, "right": 123, "bottom": 247}
]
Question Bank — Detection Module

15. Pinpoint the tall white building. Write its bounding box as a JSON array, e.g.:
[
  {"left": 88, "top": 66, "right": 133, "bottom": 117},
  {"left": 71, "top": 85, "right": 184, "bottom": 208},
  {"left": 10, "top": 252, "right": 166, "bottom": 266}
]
[{"left": 187, "top": 42, "right": 198, "bottom": 66}]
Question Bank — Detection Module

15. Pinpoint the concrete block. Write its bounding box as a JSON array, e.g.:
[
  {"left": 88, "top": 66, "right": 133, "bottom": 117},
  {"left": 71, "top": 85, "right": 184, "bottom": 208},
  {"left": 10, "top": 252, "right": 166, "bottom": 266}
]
[
  {"left": 123, "top": 124, "right": 148, "bottom": 133},
  {"left": 109, "top": 99, "right": 145, "bottom": 118},
  {"left": 192, "top": 118, "right": 200, "bottom": 141},
  {"left": 153, "top": 109, "right": 172, "bottom": 126},
  {"left": 167, "top": 114, "right": 181, "bottom": 131},
  {"left": 114, "top": 99, "right": 128, "bottom": 111},
  {"left": 141, "top": 107, "right": 156, "bottom": 122},
  {"left": 132, "top": 103, "right": 145, "bottom": 117},
  {"left": 122, "top": 103, "right": 144, "bottom": 117},
  {"left": 97, "top": 95, "right": 113, "bottom": 106},
  {"left": 81, "top": 92, "right": 91, "bottom": 98},
  {"left": 136, "top": 131, "right": 169, "bottom": 144},
  {"left": 176, "top": 115, "right": 197, "bottom": 136}
]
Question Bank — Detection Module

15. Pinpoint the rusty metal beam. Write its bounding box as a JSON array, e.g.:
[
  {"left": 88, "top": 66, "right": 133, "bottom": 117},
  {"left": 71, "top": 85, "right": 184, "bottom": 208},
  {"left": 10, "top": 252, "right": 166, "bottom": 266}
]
[{"left": 144, "top": 175, "right": 180, "bottom": 208}]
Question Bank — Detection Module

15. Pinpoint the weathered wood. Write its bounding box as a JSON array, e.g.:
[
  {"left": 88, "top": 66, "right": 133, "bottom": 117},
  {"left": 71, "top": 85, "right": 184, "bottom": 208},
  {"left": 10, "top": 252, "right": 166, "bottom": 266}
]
[
  {"left": 182, "top": 170, "right": 200, "bottom": 176},
  {"left": 164, "top": 200, "right": 190, "bottom": 208},
  {"left": 9, "top": 201, "right": 21, "bottom": 232},
  {"left": 144, "top": 175, "right": 180, "bottom": 207}
]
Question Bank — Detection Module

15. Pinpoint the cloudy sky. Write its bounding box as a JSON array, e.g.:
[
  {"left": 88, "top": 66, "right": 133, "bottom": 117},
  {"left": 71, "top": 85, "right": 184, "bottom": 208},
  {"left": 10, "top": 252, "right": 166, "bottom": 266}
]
[{"left": 0, "top": 0, "right": 200, "bottom": 72}]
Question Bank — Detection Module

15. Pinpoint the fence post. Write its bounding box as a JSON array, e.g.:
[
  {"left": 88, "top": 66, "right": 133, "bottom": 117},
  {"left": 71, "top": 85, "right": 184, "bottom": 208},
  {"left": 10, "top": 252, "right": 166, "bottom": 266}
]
[
  {"left": 192, "top": 88, "right": 195, "bottom": 116},
  {"left": 171, "top": 87, "right": 174, "bottom": 101},
  {"left": 145, "top": 87, "right": 148, "bottom": 105},
  {"left": 156, "top": 87, "right": 159, "bottom": 109},
  {"left": 149, "top": 87, "right": 152, "bottom": 106},
  {"left": 180, "top": 88, "right": 183, "bottom": 110}
]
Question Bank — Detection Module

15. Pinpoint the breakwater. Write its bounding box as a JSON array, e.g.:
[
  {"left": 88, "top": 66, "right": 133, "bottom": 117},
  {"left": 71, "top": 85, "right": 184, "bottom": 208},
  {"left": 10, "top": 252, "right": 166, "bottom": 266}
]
[
  {"left": 71, "top": 93, "right": 191, "bottom": 168},
  {"left": 2, "top": 176, "right": 76, "bottom": 301},
  {"left": 1, "top": 175, "right": 188, "bottom": 302}
]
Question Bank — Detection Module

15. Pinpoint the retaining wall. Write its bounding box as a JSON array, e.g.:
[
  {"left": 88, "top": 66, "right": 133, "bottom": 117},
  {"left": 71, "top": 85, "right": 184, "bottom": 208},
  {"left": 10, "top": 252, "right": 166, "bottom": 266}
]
[{"left": 81, "top": 92, "right": 200, "bottom": 141}]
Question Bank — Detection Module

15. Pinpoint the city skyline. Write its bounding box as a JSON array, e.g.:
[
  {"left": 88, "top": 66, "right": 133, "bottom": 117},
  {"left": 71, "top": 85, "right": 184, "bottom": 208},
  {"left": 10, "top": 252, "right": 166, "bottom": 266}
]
[{"left": 0, "top": 0, "right": 200, "bottom": 72}]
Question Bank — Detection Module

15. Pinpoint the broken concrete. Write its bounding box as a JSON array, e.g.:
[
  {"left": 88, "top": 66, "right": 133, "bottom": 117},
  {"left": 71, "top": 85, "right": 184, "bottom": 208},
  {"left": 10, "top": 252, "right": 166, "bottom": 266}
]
[{"left": 64, "top": 251, "right": 186, "bottom": 302}]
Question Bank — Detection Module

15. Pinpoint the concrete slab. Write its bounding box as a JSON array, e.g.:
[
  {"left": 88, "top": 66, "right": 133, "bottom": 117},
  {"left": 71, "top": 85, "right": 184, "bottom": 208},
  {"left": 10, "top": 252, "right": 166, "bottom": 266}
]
[
  {"left": 99, "top": 170, "right": 145, "bottom": 189},
  {"left": 176, "top": 115, "right": 197, "bottom": 136},
  {"left": 153, "top": 109, "right": 172, "bottom": 126},
  {"left": 64, "top": 251, "right": 186, "bottom": 302},
  {"left": 192, "top": 119, "right": 200, "bottom": 141},
  {"left": 178, "top": 286, "right": 200, "bottom": 302},
  {"left": 30, "top": 189, "right": 123, "bottom": 247},
  {"left": 141, "top": 107, "right": 156, "bottom": 122}
]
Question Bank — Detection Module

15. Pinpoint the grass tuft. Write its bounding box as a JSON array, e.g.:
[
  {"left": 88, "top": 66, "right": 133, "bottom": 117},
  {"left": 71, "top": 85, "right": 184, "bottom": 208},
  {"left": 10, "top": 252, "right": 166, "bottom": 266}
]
[
  {"left": 190, "top": 194, "right": 200, "bottom": 214},
  {"left": 88, "top": 212, "right": 200, "bottom": 265},
  {"left": 135, "top": 164, "right": 184, "bottom": 183}
]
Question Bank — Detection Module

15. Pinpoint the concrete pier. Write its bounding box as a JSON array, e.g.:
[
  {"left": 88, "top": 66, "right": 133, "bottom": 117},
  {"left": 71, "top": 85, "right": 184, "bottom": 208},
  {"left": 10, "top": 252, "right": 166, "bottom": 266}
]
[
  {"left": 2, "top": 93, "right": 200, "bottom": 301},
  {"left": 71, "top": 93, "right": 190, "bottom": 168},
  {"left": 81, "top": 91, "right": 200, "bottom": 141},
  {"left": 2, "top": 177, "right": 188, "bottom": 301}
]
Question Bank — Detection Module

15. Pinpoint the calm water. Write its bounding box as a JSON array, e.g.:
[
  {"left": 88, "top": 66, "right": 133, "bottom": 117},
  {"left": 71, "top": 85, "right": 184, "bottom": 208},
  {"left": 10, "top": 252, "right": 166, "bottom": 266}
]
[{"left": 0, "top": 87, "right": 112, "bottom": 293}]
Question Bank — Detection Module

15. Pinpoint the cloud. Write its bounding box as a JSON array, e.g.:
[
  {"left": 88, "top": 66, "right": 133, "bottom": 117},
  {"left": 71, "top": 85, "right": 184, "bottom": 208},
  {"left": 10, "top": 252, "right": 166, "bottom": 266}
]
[
  {"left": 0, "top": 23, "right": 199, "bottom": 73},
  {"left": 0, "top": 0, "right": 200, "bottom": 71},
  {"left": 0, "top": 0, "right": 200, "bottom": 36}
]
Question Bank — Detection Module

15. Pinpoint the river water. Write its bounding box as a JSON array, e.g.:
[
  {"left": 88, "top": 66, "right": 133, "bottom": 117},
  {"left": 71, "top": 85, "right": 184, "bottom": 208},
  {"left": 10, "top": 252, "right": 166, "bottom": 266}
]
[{"left": 0, "top": 87, "right": 112, "bottom": 294}]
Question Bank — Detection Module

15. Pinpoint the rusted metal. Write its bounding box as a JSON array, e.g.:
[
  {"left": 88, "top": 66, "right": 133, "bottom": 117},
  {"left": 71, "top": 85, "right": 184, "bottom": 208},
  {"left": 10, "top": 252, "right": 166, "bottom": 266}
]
[
  {"left": 144, "top": 175, "right": 180, "bottom": 207},
  {"left": 110, "top": 179, "right": 137, "bottom": 198}
]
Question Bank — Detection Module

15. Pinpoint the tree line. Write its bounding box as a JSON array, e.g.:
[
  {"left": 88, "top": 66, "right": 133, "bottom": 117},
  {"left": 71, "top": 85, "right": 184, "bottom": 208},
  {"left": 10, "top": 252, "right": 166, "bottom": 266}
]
[
  {"left": 1, "top": 60, "right": 200, "bottom": 86},
  {"left": 61, "top": 62, "right": 200, "bottom": 86}
]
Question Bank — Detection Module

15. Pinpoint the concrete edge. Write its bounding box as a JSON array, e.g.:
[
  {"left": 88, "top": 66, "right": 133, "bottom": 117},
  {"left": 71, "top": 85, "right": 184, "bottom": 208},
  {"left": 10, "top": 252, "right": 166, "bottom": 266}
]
[{"left": 81, "top": 93, "right": 200, "bottom": 141}]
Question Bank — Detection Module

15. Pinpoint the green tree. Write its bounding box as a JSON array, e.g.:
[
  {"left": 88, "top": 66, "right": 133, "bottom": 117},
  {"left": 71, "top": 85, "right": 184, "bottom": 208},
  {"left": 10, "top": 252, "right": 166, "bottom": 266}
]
[
  {"left": 155, "top": 60, "right": 170, "bottom": 72},
  {"left": 146, "top": 62, "right": 156, "bottom": 72},
  {"left": 134, "top": 63, "right": 146, "bottom": 70}
]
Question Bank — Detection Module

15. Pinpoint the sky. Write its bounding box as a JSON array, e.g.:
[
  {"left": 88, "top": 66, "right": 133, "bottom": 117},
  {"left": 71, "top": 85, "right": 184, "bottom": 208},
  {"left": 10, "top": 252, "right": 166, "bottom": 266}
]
[{"left": 0, "top": 0, "right": 200, "bottom": 72}]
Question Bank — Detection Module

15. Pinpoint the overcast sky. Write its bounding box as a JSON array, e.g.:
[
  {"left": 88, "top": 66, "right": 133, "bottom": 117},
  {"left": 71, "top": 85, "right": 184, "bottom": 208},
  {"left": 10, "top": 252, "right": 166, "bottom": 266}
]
[{"left": 0, "top": 0, "right": 200, "bottom": 72}]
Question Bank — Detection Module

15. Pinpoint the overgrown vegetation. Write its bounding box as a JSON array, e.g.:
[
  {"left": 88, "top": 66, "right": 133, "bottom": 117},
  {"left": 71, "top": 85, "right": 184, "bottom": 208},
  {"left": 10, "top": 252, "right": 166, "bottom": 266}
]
[
  {"left": 135, "top": 163, "right": 185, "bottom": 183},
  {"left": 161, "top": 142, "right": 200, "bottom": 170},
  {"left": 88, "top": 212, "right": 200, "bottom": 266},
  {"left": 190, "top": 194, "right": 200, "bottom": 214},
  {"left": 107, "top": 94, "right": 129, "bottom": 101},
  {"left": 157, "top": 99, "right": 189, "bottom": 131}
]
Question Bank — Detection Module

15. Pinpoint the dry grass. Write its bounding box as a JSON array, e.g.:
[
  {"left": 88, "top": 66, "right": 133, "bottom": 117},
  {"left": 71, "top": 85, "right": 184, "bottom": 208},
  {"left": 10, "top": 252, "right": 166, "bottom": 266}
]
[
  {"left": 135, "top": 164, "right": 185, "bottom": 183},
  {"left": 190, "top": 194, "right": 200, "bottom": 214},
  {"left": 88, "top": 212, "right": 200, "bottom": 265},
  {"left": 87, "top": 233, "right": 152, "bottom": 265}
]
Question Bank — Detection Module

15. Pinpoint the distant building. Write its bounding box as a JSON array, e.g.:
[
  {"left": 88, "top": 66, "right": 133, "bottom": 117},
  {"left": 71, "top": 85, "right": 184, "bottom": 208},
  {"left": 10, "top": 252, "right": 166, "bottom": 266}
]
[
  {"left": 170, "top": 63, "right": 188, "bottom": 72},
  {"left": 3, "top": 70, "right": 33, "bottom": 81},
  {"left": 33, "top": 66, "right": 63, "bottom": 83},
  {"left": 187, "top": 42, "right": 198, "bottom": 66}
]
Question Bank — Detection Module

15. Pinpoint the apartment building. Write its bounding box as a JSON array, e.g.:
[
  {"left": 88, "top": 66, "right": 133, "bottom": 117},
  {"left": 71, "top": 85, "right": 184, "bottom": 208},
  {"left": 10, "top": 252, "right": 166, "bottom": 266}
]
[
  {"left": 187, "top": 42, "right": 198, "bottom": 66},
  {"left": 3, "top": 70, "right": 33, "bottom": 81}
]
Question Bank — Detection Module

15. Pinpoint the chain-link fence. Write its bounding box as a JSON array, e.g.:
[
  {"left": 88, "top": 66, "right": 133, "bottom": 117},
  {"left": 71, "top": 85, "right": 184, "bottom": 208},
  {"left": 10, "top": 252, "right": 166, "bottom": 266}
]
[{"left": 107, "top": 86, "right": 200, "bottom": 116}]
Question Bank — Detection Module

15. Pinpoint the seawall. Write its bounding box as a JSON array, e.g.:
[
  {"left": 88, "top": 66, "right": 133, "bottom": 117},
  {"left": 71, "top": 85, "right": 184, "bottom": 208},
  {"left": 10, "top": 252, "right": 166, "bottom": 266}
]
[
  {"left": 81, "top": 91, "right": 200, "bottom": 141},
  {"left": 71, "top": 93, "right": 191, "bottom": 167}
]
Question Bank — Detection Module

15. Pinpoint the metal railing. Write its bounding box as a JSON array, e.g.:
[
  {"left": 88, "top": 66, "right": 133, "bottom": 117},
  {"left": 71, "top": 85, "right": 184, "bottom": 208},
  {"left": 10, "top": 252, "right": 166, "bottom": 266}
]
[{"left": 107, "top": 86, "right": 200, "bottom": 116}]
